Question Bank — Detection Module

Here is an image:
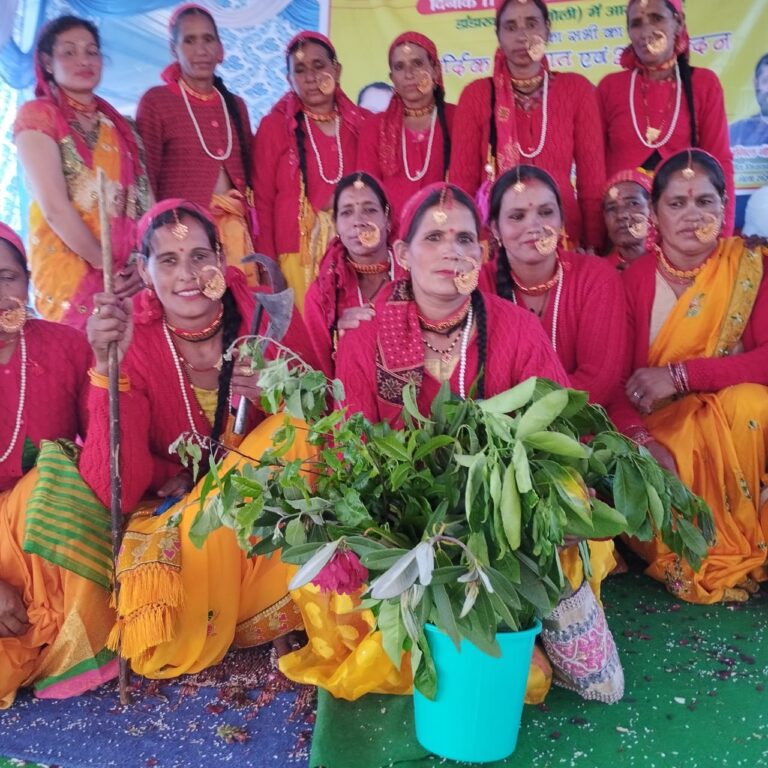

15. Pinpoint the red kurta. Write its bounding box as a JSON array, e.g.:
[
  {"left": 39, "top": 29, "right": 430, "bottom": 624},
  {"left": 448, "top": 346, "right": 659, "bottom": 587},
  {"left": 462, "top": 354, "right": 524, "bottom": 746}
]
[
  {"left": 356, "top": 104, "right": 455, "bottom": 218},
  {"left": 136, "top": 85, "right": 251, "bottom": 206},
  {"left": 0, "top": 321, "right": 90, "bottom": 492},
  {"left": 252, "top": 110, "right": 364, "bottom": 258},
  {"left": 450, "top": 74, "right": 606, "bottom": 250},
  {"left": 336, "top": 287, "right": 568, "bottom": 427},
  {"left": 597, "top": 67, "right": 735, "bottom": 234},
  {"left": 479, "top": 250, "right": 627, "bottom": 407},
  {"left": 607, "top": 245, "right": 768, "bottom": 434},
  {"left": 79, "top": 281, "right": 315, "bottom": 511}
]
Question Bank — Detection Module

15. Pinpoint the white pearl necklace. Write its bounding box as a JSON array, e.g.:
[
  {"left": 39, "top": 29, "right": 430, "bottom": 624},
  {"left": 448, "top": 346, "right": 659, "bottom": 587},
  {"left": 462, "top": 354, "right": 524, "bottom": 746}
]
[
  {"left": 511, "top": 261, "right": 564, "bottom": 352},
  {"left": 629, "top": 62, "right": 682, "bottom": 149},
  {"left": 458, "top": 305, "right": 474, "bottom": 400},
  {"left": 304, "top": 113, "right": 344, "bottom": 185},
  {"left": 163, "top": 322, "right": 203, "bottom": 441},
  {"left": 1, "top": 328, "right": 27, "bottom": 464},
  {"left": 516, "top": 70, "right": 549, "bottom": 160},
  {"left": 402, "top": 108, "right": 438, "bottom": 182},
  {"left": 356, "top": 253, "right": 395, "bottom": 307},
  {"left": 180, "top": 82, "right": 233, "bottom": 161}
]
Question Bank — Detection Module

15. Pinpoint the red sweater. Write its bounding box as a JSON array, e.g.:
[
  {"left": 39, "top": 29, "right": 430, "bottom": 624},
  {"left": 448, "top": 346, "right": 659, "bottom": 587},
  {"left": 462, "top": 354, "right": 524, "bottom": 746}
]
[
  {"left": 607, "top": 246, "right": 768, "bottom": 433},
  {"left": 597, "top": 67, "right": 735, "bottom": 234},
  {"left": 0, "top": 320, "right": 90, "bottom": 492},
  {"left": 449, "top": 74, "right": 606, "bottom": 250},
  {"left": 79, "top": 291, "right": 316, "bottom": 511},
  {"left": 136, "top": 85, "right": 251, "bottom": 206},
  {"left": 479, "top": 250, "right": 627, "bottom": 407},
  {"left": 252, "top": 110, "right": 364, "bottom": 258},
  {"left": 356, "top": 104, "right": 455, "bottom": 218},
  {"left": 336, "top": 289, "right": 568, "bottom": 427}
]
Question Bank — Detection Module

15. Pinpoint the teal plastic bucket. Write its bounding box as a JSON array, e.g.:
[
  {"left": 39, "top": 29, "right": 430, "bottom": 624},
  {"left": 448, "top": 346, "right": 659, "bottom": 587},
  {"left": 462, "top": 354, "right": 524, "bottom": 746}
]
[{"left": 413, "top": 620, "right": 542, "bottom": 763}]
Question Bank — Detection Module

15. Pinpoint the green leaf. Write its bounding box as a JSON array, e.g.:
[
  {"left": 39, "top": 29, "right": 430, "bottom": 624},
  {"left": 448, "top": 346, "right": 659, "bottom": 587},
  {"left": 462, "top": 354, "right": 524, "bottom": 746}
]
[
  {"left": 612, "top": 461, "right": 649, "bottom": 531},
  {"left": 431, "top": 583, "right": 461, "bottom": 650},
  {"left": 500, "top": 462, "right": 522, "bottom": 550},
  {"left": 477, "top": 377, "right": 537, "bottom": 414},
  {"left": 285, "top": 517, "right": 306, "bottom": 546},
  {"left": 512, "top": 440, "right": 532, "bottom": 493},
  {"left": 378, "top": 600, "right": 407, "bottom": 668},
  {"left": 646, "top": 482, "right": 665, "bottom": 532},
  {"left": 429, "top": 566, "right": 470, "bottom": 584},
  {"left": 371, "top": 434, "right": 411, "bottom": 462},
  {"left": 336, "top": 488, "right": 374, "bottom": 527},
  {"left": 676, "top": 517, "right": 709, "bottom": 560},
  {"left": 516, "top": 388, "right": 570, "bottom": 439},
  {"left": 361, "top": 548, "right": 413, "bottom": 569},
  {"left": 464, "top": 452, "right": 486, "bottom": 530},
  {"left": 413, "top": 628, "right": 437, "bottom": 700},
  {"left": 413, "top": 435, "right": 455, "bottom": 462},
  {"left": 402, "top": 382, "right": 430, "bottom": 425},
  {"left": 523, "top": 431, "right": 588, "bottom": 458},
  {"left": 189, "top": 495, "right": 224, "bottom": 548}
]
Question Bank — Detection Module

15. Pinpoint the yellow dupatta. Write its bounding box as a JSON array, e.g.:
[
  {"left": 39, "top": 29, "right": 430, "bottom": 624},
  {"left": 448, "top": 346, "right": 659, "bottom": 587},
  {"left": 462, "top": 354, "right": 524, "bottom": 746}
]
[{"left": 635, "top": 238, "right": 768, "bottom": 603}]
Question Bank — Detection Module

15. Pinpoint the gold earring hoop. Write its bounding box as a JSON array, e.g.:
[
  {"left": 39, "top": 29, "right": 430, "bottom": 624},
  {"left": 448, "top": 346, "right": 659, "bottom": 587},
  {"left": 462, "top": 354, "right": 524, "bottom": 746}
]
[
  {"left": 646, "top": 30, "right": 667, "bottom": 57},
  {"left": 694, "top": 213, "right": 720, "bottom": 244},
  {"left": 534, "top": 225, "right": 558, "bottom": 256},
  {"left": 198, "top": 265, "right": 226, "bottom": 301},
  {"left": 0, "top": 296, "right": 27, "bottom": 334},
  {"left": 527, "top": 35, "right": 546, "bottom": 62},
  {"left": 417, "top": 71, "right": 433, "bottom": 94},
  {"left": 358, "top": 223, "right": 381, "bottom": 248},
  {"left": 318, "top": 71, "right": 336, "bottom": 96},
  {"left": 628, "top": 214, "right": 649, "bottom": 239},
  {"left": 453, "top": 262, "right": 480, "bottom": 295}
]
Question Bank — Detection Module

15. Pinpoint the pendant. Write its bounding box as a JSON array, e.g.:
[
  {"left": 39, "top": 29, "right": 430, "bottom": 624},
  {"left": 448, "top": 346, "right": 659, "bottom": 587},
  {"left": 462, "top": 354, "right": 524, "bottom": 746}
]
[{"left": 645, "top": 125, "right": 661, "bottom": 143}]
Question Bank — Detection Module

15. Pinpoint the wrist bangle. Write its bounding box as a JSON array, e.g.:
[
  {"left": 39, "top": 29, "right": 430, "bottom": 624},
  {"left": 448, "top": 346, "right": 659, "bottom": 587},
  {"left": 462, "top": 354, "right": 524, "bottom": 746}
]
[
  {"left": 89, "top": 367, "right": 130, "bottom": 392},
  {"left": 667, "top": 361, "right": 690, "bottom": 395}
]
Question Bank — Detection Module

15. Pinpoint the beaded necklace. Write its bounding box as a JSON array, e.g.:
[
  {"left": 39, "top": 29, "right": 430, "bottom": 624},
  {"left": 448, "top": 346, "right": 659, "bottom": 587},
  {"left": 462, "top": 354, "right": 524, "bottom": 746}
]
[
  {"left": 180, "top": 80, "right": 233, "bottom": 161},
  {"left": 0, "top": 328, "right": 26, "bottom": 464},
  {"left": 166, "top": 305, "right": 224, "bottom": 343},
  {"left": 354, "top": 254, "right": 395, "bottom": 307},
  {"left": 304, "top": 108, "right": 338, "bottom": 123},
  {"left": 511, "top": 263, "right": 564, "bottom": 352},
  {"left": 304, "top": 113, "right": 344, "bottom": 184},
  {"left": 404, "top": 104, "right": 435, "bottom": 118},
  {"left": 629, "top": 62, "right": 682, "bottom": 149},
  {"left": 516, "top": 70, "right": 549, "bottom": 159}
]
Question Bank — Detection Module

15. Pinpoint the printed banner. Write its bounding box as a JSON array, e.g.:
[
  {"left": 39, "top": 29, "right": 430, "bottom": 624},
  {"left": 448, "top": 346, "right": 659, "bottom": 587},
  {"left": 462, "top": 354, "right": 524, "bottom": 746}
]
[{"left": 329, "top": 0, "right": 768, "bottom": 226}]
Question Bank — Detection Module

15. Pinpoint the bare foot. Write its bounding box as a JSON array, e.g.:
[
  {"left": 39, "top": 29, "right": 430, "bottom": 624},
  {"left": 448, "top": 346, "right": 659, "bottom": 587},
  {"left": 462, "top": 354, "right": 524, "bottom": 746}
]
[{"left": 272, "top": 630, "right": 307, "bottom": 658}]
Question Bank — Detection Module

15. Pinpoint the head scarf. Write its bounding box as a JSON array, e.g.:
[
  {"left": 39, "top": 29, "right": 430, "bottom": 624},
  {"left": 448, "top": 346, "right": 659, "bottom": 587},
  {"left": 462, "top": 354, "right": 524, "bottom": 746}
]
[
  {"left": 379, "top": 32, "right": 446, "bottom": 177},
  {"left": 620, "top": 0, "right": 690, "bottom": 71},
  {"left": 273, "top": 31, "right": 364, "bottom": 173},
  {"left": 134, "top": 199, "right": 252, "bottom": 326},
  {"left": 0, "top": 223, "right": 27, "bottom": 265},
  {"left": 603, "top": 168, "right": 654, "bottom": 199},
  {"left": 398, "top": 182, "right": 481, "bottom": 241},
  {"left": 162, "top": 4, "right": 223, "bottom": 90}
]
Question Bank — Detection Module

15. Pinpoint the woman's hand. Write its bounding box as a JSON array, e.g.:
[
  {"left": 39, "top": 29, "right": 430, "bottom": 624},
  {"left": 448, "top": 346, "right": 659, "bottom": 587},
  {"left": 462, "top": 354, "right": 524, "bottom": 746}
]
[
  {"left": 86, "top": 293, "right": 134, "bottom": 375},
  {"left": 0, "top": 579, "right": 29, "bottom": 638},
  {"left": 157, "top": 471, "right": 194, "bottom": 499},
  {"left": 114, "top": 263, "right": 144, "bottom": 300},
  {"left": 626, "top": 366, "right": 677, "bottom": 414},
  {"left": 644, "top": 439, "right": 679, "bottom": 477},
  {"left": 231, "top": 354, "right": 262, "bottom": 405},
  {"left": 337, "top": 306, "right": 376, "bottom": 336}
]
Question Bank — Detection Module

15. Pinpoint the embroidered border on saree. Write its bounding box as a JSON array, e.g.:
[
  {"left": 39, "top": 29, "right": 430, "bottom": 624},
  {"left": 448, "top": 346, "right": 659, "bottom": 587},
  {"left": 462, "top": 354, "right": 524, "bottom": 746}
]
[{"left": 23, "top": 439, "right": 113, "bottom": 590}]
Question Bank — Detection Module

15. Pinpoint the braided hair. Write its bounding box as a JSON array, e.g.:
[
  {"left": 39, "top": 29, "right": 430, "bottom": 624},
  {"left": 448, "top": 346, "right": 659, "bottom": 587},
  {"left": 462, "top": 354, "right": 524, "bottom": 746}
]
[
  {"left": 488, "top": 165, "right": 563, "bottom": 299},
  {"left": 170, "top": 7, "right": 253, "bottom": 193},
  {"left": 140, "top": 206, "right": 242, "bottom": 444},
  {"left": 435, "top": 85, "right": 451, "bottom": 177},
  {"left": 470, "top": 290, "right": 487, "bottom": 399}
]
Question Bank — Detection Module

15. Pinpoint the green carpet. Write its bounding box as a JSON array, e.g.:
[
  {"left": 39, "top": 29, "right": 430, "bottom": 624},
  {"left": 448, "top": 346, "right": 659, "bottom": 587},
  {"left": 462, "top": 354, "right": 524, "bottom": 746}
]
[{"left": 310, "top": 573, "right": 768, "bottom": 768}]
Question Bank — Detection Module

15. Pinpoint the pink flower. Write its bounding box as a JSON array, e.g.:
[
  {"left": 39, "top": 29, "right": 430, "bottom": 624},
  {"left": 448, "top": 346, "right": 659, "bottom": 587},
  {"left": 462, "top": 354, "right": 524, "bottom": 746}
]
[{"left": 311, "top": 550, "right": 368, "bottom": 595}]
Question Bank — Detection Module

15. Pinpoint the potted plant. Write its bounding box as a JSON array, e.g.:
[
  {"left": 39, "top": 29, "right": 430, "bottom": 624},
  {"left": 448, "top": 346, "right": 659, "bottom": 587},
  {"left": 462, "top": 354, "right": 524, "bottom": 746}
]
[{"left": 180, "top": 343, "right": 714, "bottom": 763}]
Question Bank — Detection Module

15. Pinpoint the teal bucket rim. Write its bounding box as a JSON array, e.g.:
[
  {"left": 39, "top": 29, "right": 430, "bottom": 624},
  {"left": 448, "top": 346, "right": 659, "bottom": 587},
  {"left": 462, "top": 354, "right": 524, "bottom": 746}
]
[{"left": 423, "top": 617, "right": 542, "bottom": 643}]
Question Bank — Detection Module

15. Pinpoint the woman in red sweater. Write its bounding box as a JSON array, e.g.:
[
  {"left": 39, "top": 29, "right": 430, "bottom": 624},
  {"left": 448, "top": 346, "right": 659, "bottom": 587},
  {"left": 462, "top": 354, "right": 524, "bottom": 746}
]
[
  {"left": 357, "top": 32, "right": 454, "bottom": 219},
  {"left": 609, "top": 149, "right": 768, "bottom": 604},
  {"left": 83, "top": 199, "right": 313, "bottom": 678},
  {"left": 304, "top": 172, "right": 406, "bottom": 378},
  {"left": 449, "top": 0, "right": 606, "bottom": 250},
  {"left": 252, "top": 32, "right": 367, "bottom": 314},
  {"left": 602, "top": 168, "right": 653, "bottom": 269},
  {"left": 136, "top": 4, "right": 258, "bottom": 285},
  {"left": 597, "top": 0, "right": 734, "bottom": 234},
  {"left": 0, "top": 223, "right": 116, "bottom": 707},
  {"left": 483, "top": 166, "right": 627, "bottom": 409},
  {"left": 281, "top": 184, "right": 623, "bottom": 706}
]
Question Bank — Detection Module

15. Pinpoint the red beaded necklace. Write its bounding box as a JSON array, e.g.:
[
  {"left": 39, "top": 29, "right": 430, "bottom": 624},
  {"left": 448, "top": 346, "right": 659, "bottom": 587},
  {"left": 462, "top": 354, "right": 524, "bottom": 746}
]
[
  {"left": 165, "top": 304, "right": 224, "bottom": 343},
  {"left": 511, "top": 258, "right": 562, "bottom": 296},
  {"left": 347, "top": 258, "right": 389, "bottom": 275},
  {"left": 418, "top": 300, "right": 471, "bottom": 336}
]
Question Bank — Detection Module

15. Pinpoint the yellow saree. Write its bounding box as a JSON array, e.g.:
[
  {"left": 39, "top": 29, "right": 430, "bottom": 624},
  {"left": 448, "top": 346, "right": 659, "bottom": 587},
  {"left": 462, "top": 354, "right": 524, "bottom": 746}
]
[{"left": 629, "top": 238, "right": 768, "bottom": 603}]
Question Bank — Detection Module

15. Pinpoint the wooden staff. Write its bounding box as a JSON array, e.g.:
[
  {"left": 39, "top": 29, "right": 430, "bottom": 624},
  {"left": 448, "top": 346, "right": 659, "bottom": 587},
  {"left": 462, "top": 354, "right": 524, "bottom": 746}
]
[{"left": 97, "top": 168, "right": 131, "bottom": 706}]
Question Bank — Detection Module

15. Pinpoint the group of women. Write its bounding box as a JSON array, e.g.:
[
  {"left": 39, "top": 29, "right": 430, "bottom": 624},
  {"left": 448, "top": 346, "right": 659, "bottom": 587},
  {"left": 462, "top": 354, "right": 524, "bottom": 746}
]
[{"left": 1, "top": 0, "right": 766, "bottom": 715}]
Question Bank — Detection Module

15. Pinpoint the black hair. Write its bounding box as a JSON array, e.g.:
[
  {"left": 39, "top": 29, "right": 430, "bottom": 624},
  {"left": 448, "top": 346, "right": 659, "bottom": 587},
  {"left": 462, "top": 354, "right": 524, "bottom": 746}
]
[
  {"left": 755, "top": 53, "right": 768, "bottom": 79},
  {"left": 333, "top": 172, "right": 390, "bottom": 219},
  {"left": 285, "top": 37, "right": 337, "bottom": 72},
  {"left": 402, "top": 184, "right": 480, "bottom": 243},
  {"left": 495, "top": 0, "right": 550, "bottom": 32},
  {"left": 357, "top": 81, "right": 392, "bottom": 103},
  {"left": 434, "top": 85, "right": 452, "bottom": 177},
  {"left": 170, "top": 7, "right": 253, "bottom": 194},
  {"left": 651, "top": 148, "right": 726, "bottom": 206},
  {"left": 36, "top": 15, "right": 100, "bottom": 88},
  {"left": 140, "top": 205, "right": 241, "bottom": 444},
  {"left": 470, "top": 290, "right": 487, "bottom": 400},
  {"left": 0, "top": 237, "right": 28, "bottom": 276},
  {"left": 488, "top": 166, "right": 562, "bottom": 302}
]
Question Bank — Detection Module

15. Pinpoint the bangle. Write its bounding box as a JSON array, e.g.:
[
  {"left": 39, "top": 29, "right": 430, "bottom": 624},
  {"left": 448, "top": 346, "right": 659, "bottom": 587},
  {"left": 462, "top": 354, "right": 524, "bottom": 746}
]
[
  {"left": 627, "top": 426, "right": 654, "bottom": 446},
  {"left": 89, "top": 367, "right": 130, "bottom": 392},
  {"left": 667, "top": 361, "right": 690, "bottom": 395}
]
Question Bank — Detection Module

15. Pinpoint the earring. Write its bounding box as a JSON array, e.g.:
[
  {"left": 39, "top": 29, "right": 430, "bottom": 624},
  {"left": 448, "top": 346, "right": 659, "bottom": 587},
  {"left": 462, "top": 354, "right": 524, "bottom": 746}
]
[
  {"left": 198, "top": 265, "right": 226, "bottom": 301},
  {"left": 453, "top": 264, "right": 480, "bottom": 295},
  {"left": 0, "top": 297, "right": 27, "bottom": 334},
  {"left": 534, "top": 225, "right": 558, "bottom": 256}
]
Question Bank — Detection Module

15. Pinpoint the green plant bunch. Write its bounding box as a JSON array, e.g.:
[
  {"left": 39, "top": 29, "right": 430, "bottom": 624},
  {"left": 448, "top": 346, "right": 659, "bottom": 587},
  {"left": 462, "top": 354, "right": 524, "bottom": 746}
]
[{"left": 180, "top": 343, "right": 715, "bottom": 700}]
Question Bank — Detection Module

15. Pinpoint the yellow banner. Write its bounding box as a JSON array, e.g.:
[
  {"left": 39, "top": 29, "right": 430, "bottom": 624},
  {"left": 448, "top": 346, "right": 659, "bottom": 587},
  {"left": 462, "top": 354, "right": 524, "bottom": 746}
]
[{"left": 330, "top": 0, "right": 768, "bottom": 216}]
